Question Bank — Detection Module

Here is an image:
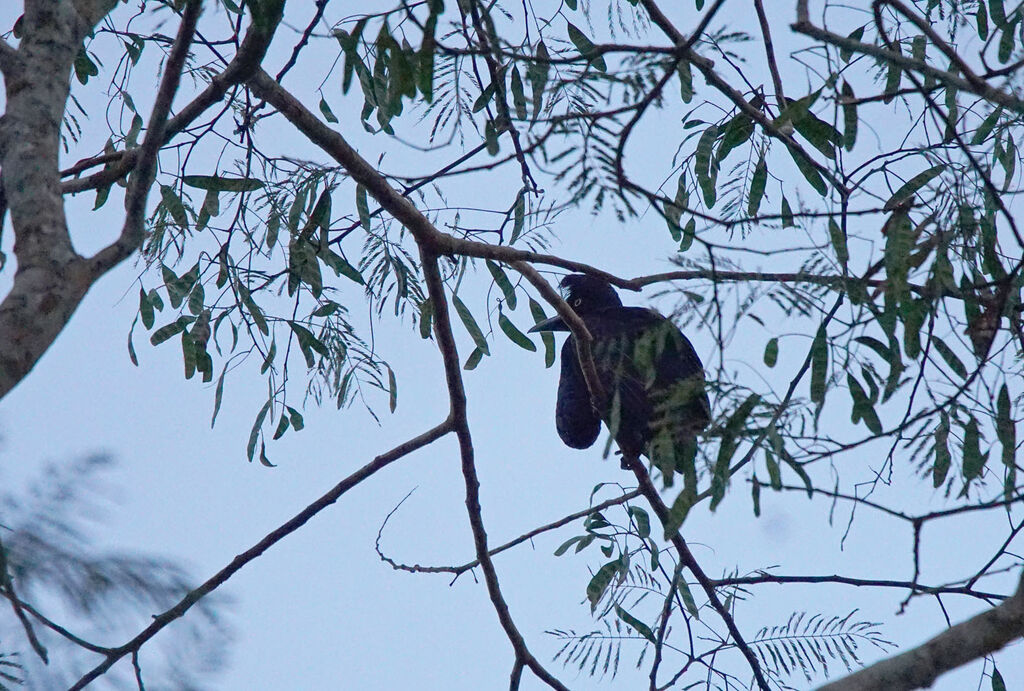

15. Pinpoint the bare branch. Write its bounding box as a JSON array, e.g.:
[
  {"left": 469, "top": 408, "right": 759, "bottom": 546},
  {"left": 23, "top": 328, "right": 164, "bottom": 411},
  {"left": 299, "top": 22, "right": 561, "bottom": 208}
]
[
  {"left": 378, "top": 489, "right": 641, "bottom": 575},
  {"left": 420, "top": 251, "right": 569, "bottom": 691},
  {"left": 625, "top": 456, "right": 772, "bottom": 691},
  {"left": 819, "top": 570, "right": 1024, "bottom": 691},
  {"left": 791, "top": 10, "right": 1024, "bottom": 115},
  {"left": 68, "top": 418, "right": 453, "bottom": 691}
]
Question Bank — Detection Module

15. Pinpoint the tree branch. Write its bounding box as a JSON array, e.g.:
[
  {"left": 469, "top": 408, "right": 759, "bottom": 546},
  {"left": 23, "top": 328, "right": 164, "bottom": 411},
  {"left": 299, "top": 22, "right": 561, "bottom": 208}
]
[
  {"left": 819, "top": 570, "right": 1024, "bottom": 690},
  {"left": 625, "top": 455, "right": 772, "bottom": 691},
  {"left": 68, "top": 418, "right": 454, "bottom": 691},
  {"left": 420, "top": 250, "right": 569, "bottom": 690},
  {"left": 88, "top": 0, "right": 203, "bottom": 278}
]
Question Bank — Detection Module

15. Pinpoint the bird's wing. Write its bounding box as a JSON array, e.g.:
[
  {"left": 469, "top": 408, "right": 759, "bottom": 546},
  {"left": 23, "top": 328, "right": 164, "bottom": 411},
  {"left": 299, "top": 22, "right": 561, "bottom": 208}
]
[
  {"left": 603, "top": 308, "right": 712, "bottom": 437},
  {"left": 555, "top": 336, "right": 602, "bottom": 449}
]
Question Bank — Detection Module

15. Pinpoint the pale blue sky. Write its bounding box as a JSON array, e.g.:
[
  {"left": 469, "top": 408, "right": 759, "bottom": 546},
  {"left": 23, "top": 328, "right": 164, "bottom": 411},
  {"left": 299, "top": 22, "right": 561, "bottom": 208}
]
[{"left": 1, "top": 2, "right": 1021, "bottom": 689}]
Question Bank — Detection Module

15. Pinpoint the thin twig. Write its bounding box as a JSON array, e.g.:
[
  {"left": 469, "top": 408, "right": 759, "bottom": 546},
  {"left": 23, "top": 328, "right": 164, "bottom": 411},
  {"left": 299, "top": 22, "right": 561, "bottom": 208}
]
[{"left": 68, "top": 419, "right": 453, "bottom": 690}]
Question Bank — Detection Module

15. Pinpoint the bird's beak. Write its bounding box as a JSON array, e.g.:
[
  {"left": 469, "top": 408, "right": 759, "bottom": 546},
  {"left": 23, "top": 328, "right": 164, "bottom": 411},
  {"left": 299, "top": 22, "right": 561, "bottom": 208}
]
[{"left": 529, "top": 315, "right": 569, "bottom": 333}]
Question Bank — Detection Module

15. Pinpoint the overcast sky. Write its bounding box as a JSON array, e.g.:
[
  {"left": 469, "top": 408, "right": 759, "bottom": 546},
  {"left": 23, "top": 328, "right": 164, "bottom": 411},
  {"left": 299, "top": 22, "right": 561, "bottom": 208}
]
[{"left": 1, "top": 2, "right": 1022, "bottom": 689}]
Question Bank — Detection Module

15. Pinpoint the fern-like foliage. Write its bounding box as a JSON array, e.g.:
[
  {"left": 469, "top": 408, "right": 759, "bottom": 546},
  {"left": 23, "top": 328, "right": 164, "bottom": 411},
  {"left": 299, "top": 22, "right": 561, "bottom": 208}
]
[
  {"left": 751, "top": 610, "right": 895, "bottom": 686},
  {"left": 0, "top": 650, "right": 22, "bottom": 690}
]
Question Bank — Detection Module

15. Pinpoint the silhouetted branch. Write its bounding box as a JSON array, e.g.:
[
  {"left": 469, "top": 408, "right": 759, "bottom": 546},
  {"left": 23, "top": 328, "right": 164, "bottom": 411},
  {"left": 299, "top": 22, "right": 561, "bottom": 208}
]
[
  {"left": 819, "top": 570, "right": 1024, "bottom": 691},
  {"left": 421, "top": 250, "right": 570, "bottom": 691},
  {"left": 68, "top": 418, "right": 453, "bottom": 690}
]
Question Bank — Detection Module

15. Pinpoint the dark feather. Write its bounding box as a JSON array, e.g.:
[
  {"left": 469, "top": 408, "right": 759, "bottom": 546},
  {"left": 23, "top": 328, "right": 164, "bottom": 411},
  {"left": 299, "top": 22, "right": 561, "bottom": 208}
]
[{"left": 537, "top": 275, "right": 710, "bottom": 469}]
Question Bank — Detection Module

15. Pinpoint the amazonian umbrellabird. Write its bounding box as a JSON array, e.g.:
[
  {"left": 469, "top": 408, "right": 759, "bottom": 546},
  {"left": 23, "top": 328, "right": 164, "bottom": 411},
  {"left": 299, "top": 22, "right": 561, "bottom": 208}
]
[{"left": 530, "top": 274, "right": 711, "bottom": 470}]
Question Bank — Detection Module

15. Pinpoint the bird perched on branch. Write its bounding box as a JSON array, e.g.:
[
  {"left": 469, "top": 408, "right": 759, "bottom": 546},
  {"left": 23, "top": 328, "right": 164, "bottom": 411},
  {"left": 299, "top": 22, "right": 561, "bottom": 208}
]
[{"left": 530, "top": 274, "right": 711, "bottom": 471}]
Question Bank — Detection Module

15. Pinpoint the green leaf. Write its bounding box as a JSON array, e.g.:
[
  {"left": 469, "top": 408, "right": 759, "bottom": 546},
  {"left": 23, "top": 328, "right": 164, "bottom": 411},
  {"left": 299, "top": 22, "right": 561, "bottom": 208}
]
[
  {"left": 787, "top": 146, "right": 827, "bottom": 196},
  {"left": 486, "top": 260, "right": 517, "bottom": 309},
  {"left": 463, "top": 346, "right": 484, "bottom": 370},
  {"left": 418, "top": 299, "right": 433, "bottom": 339},
  {"left": 182, "top": 175, "right": 264, "bottom": 192},
  {"left": 387, "top": 365, "right": 398, "bottom": 413},
  {"left": 664, "top": 488, "right": 694, "bottom": 538},
  {"left": 150, "top": 317, "right": 190, "bottom": 346},
  {"left": 356, "top": 184, "right": 371, "bottom": 231},
  {"left": 748, "top": 154, "right": 767, "bottom": 216},
  {"left": 127, "top": 318, "right": 138, "bottom": 366},
  {"left": 765, "top": 451, "right": 782, "bottom": 490},
  {"left": 665, "top": 171, "right": 688, "bottom": 240},
  {"left": 566, "top": 22, "right": 606, "bottom": 72},
  {"left": 992, "top": 666, "right": 1006, "bottom": 691},
  {"left": 962, "top": 415, "right": 989, "bottom": 482},
  {"left": 883, "top": 42, "right": 902, "bottom": 102},
  {"left": 528, "top": 41, "right": 550, "bottom": 119},
  {"left": 780, "top": 447, "right": 813, "bottom": 497},
  {"left": 885, "top": 165, "right": 945, "bottom": 209},
  {"left": 188, "top": 282, "right": 205, "bottom": 316},
  {"left": 288, "top": 321, "right": 328, "bottom": 368},
  {"left": 258, "top": 441, "right": 276, "bottom": 467},
  {"left": 990, "top": 0, "right": 1007, "bottom": 27},
  {"left": 677, "top": 59, "right": 693, "bottom": 102},
  {"left": 998, "top": 18, "right": 1016, "bottom": 63},
  {"left": 73, "top": 49, "right": 99, "bottom": 84},
  {"left": 793, "top": 111, "right": 839, "bottom": 160},
  {"left": 417, "top": 13, "right": 437, "bottom": 100},
  {"left": 751, "top": 474, "right": 761, "bottom": 516},
  {"left": 511, "top": 193, "right": 525, "bottom": 244},
  {"left": 763, "top": 337, "right": 779, "bottom": 367},
  {"left": 139, "top": 288, "right": 155, "bottom": 329},
  {"left": 810, "top": 324, "right": 828, "bottom": 405},
  {"left": 472, "top": 82, "right": 495, "bottom": 113},
  {"left": 976, "top": 1, "right": 989, "bottom": 40},
  {"left": 211, "top": 365, "right": 227, "bottom": 428},
  {"left": 287, "top": 406, "right": 305, "bottom": 431},
  {"left": 499, "top": 313, "right": 537, "bottom": 351},
  {"left": 997, "top": 384, "right": 1015, "bottom": 478},
  {"left": 841, "top": 26, "right": 865, "bottom": 62},
  {"left": 586, "top": 560, "right": 620, "bottom": 610},
  {"left": 932, "top": 336, "right": 967, "bottom": 378},
  {"left": 247, "top": 398, "right": 272, "bottom": 462},
  {"left": 237, "top": 280, "right": 269, "bottom": 336},
  {"left": 272, "top": 414, "right": 290, "bottom": 440},
  {"left": 160, "top": 185, "right": 189, "bottom": 228},
  {"left": 614, "top": 604, "right": 656, "bottom": 644},
  {"left": 717, "top": 114, "right": 754, "bottom": 163},
  {"left": 628, "top": 506, "right": 651, "bottom": 539},
  {"left": 529, "top": 298, "right": 556, "bottom": 367},
  {"left": 781, "top": 195, "right": 794, "bottom": 227},
  {"left": 319, "top": 96, "right": 339, "bottom": 123},
  {"left": 841, "top": 81, "right": 858, "bottom": 151},
  {"left": 161, "top": 262, "right": 199, "bottom": 309},
  {"left": 484, "top": 119, "right": 500, "bottom": 156},
  {"left": 553, "top": 535, "right": 585, "bottom": 556},
  {"left": 676, "top": 578, "right": 700, "bottom": 619},
  {"left": 828, "top": 218, "right": 849, "bottom": 266},
  {"left": 261, "top": 340, "right": 277, "bottom": 374},
  {"left": 319, "top": 248, "right": 365, "bottom": 284},
  {"left": 680, "top": 218, "right": 696, "bottom": 252},
  {"left": 695, "top": 125, "right": 719, "bottom": 207},
  {"left": 972, "top": 106, "right": 1002, "bottom": 145},
  {"left": 933, "top": 413, "right": 951, "bottom": 487},
  {"left": 452, "top": 294, "right": 490, "bottom": 355},
  {"left": 510, "top": 66, "right": 527, "bottom": 120},
  {"left": 848, "top": 373, "right": 882, "bottom": 434}
]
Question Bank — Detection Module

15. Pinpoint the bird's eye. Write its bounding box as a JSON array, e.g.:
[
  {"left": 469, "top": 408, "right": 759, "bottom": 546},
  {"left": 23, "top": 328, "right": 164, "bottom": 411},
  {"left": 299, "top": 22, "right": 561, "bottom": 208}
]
[{"left": 573, "top": 298, "right": 582, "bottom": 307}]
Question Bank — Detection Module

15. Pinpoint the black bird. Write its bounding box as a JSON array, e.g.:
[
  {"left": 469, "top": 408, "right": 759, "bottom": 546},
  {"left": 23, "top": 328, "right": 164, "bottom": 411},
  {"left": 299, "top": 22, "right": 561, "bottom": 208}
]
[{"left": 530, "top": 274, "right": 711, "bottom": 471}]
